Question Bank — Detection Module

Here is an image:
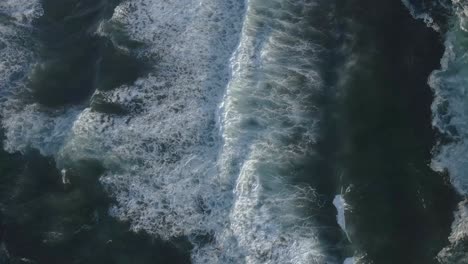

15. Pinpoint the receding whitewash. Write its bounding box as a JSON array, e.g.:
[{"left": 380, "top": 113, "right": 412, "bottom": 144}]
[
  {"left": 57, "top": 0, "right": 247, "bottom": 262},
  {"left": 3, "top": 105, "right": 81, "bottom": 156},
  {"left": 2, "top": 0, "right": 242, "bottom": 250},
  {"left": 0, "top": 0, "right": 79, "bottom": 157}
]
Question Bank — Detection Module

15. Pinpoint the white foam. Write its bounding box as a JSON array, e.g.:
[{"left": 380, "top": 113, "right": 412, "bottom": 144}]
[
  {"left": 1, "top": 0, "right": 337, "bottom": 262},
  {"left": 0, "top": 0, "right": 43, "bottom": 26},
  {"left": 437, "top": 199, "right": 468, "bottom": 263},
  {"left": 57, "top": 1, "right": 246, "bottom": 243},
  {"left": 1, "top": 0, "right": 244, "bottom": 249},
  {"left": 207, "top": 0, "right": 335, "bottom": 262},
  {"left": 401, "top": 0, "right": 441, "bottom": 31},
  {"left": 427, "top": 1, "right": 468, "bottom": 260},
  {"left": 333, "top": 194, "right": 352, "bottom": 242},
  {"left": 0, "top": 0, "right": 79, "bottom": 158},
  {"left": 0, "top": 0, "right": 40, "bottom": 90},
  {"left": 65, "top": 0, "right": 334, "bottom": 262},
  {"left": 429, "top": 5, "right": 468, "bottom": 194},
  {"left": 448, "top": 200, "right": 468, "bottom": 243},
  {"left": 453, "top": 0, "right": 468, "bottom": 31},
  {"left": 3, "top": 104, "right": 81, "bottom": 156},
  {"left": 334, "top": 194, "right": 353, "bottom": 261}
]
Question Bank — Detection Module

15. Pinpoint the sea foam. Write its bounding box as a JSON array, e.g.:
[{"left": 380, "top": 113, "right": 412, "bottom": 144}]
[
  {"left": 209, "top": 0, "right": 336, "bottom": 262},
  {"left": 1, "top": 0, "right": 337, "bottom": 263},
  {"left": 0, "top": 0, "right": 83, "bottom": 157},
  {"left": 421, "top": 0, "right": 468, "bottom": 261}
]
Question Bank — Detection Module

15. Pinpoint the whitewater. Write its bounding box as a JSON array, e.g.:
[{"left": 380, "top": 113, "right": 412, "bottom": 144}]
[
  {"left": 404, "top": 0, "right": 468, "bottom": 263},
  {"left": 4, "top": 0, "right": 466, "bottom": 263},
  {"left": 0, "top": 0, "right": 342, "bottom": 263}
]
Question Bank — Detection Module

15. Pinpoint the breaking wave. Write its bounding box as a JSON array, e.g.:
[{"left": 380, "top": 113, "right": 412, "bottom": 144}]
[{"left": 0, "top": 0, "right": 338, "bottom": 263}]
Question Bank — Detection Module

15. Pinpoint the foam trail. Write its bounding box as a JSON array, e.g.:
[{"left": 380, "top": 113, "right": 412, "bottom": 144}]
[
  {"left": 333, "top": 194, "right": 352, "bottom": 243},
  {"left": 333, "top": 195, "right": 347, "bottom": 235},
  {"left": 334, "top": 191, "right": 354, "bottom": 262}
]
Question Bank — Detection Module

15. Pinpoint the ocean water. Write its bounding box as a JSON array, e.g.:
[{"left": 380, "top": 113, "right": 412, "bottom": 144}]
[
  {"left": 415, "top": 0, "right": 468, "bottom": 263},
  {"left": 0, "top": 0, "right": 466, "bottom": 264}
]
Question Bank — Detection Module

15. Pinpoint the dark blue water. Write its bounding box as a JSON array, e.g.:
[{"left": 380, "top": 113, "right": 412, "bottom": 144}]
[{"left": 335, "top": 1, "right": 459, "bottom": 263}]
